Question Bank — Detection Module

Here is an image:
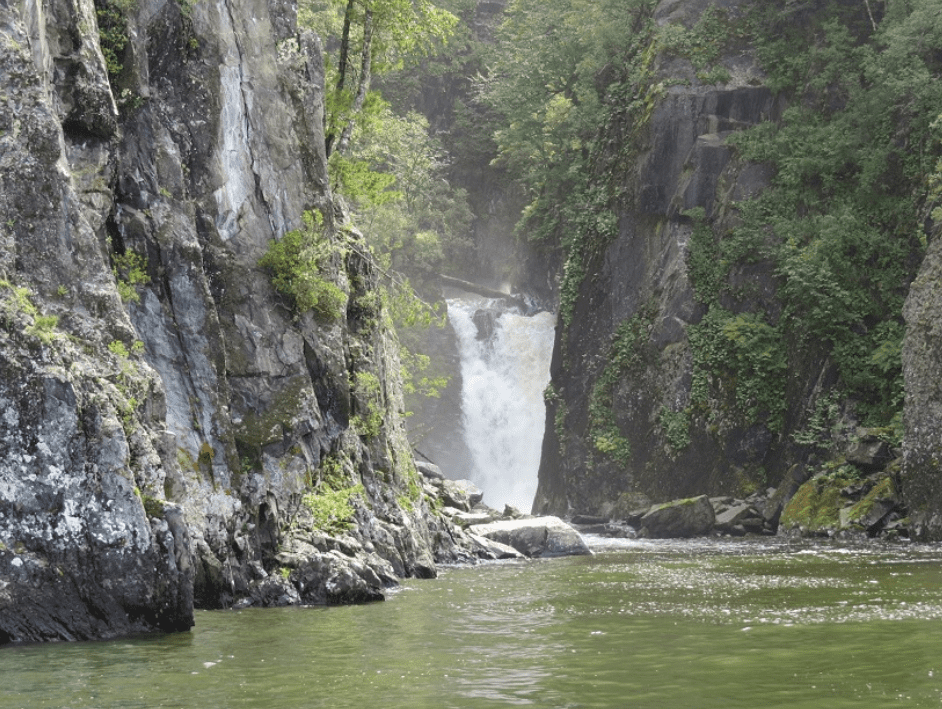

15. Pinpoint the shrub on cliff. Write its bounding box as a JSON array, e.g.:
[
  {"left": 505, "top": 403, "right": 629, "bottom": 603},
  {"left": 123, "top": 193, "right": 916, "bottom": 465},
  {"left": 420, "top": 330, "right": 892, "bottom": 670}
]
[{"left": 259, "top": 210, "right": 348, "bottom": 321}]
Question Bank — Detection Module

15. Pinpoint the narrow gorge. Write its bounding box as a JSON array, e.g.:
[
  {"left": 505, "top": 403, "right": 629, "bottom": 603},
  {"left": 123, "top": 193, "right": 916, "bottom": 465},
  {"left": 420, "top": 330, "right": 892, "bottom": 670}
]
[{"left": 2, "top": 0, "right": 942, "bottom": 650}]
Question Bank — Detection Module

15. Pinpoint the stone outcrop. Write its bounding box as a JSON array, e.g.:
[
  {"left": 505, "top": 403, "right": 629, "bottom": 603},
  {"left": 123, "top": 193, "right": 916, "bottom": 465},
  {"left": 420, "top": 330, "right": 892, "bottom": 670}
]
[
  {"left": 0, "top": 0, "right": 499, "bottom": 643},
  {"left": 532, "top": 0, "right": 916, "bottom": 522},
  {"left": 779, "top": 471, "right": 905, "bottom": 539}
]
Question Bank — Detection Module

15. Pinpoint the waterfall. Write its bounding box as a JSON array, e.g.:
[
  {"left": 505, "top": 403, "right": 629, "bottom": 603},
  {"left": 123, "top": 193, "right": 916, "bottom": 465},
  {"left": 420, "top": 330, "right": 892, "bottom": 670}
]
[{"left": 446, "top": 296, "right": 556, "bottom": 511}]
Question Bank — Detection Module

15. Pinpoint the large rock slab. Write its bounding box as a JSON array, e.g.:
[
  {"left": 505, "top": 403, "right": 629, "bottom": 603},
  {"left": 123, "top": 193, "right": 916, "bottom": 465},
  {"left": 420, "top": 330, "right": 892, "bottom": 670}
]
[
  {"left": 469, "top": 516, "right": 591, "bottom": 558},
  {"left": 640, "top": 496, "right": 715, "bottom": 538}
]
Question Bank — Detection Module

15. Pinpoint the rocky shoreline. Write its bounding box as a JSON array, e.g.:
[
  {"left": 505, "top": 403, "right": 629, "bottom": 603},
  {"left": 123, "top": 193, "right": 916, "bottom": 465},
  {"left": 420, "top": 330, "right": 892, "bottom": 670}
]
[{"left": 570, "top": 472, "right": 906, "bottom": 543}]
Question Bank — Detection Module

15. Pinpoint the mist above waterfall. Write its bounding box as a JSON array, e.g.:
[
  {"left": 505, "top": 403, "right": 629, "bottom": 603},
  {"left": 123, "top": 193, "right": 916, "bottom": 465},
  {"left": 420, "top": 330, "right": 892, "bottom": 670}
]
[{"left": 446, "top": 296, "right": 555, "bottom": 511}]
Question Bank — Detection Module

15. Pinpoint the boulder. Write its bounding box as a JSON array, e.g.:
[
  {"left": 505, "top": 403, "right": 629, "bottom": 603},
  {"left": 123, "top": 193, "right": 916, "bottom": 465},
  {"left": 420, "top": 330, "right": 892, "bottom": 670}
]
[
  {"left": 845, "top": 430, "right": 892, "bottom": 471},
  {"left": 450, "top": 510, "right": 501, "bottom": 527},
  {"left": 415, "top": 460, "right": 446, "bottom": 481},
  {"left": 838, "top": 475, "right": 902, "bottom": 534},
  {"left": 469, "top": 516, "right": 591, "bottom": 558},
  {"left": 441, "top": 479, "right": 484, "bottom": 512},
  {"left": 464, "top": 534, "right": 527, "bottom": 560},
  {"left": 640, "top": 495, "right": 715, "bottom": 538},
  {"left": 714, "top": 503, "right": 764, "bottom": 535}
]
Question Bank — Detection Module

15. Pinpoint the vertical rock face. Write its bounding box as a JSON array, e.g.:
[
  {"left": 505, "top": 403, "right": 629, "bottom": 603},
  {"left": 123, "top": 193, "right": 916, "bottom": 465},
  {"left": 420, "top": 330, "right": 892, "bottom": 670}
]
[
  {"left": 0, "top": 0, "right": 453, "bottom": 642},
  {"left": 534, "top": 0, "right": 805, "bottom": 516},
  {"left": 902, "top": 237, "right": 942, "bottom": 540}
]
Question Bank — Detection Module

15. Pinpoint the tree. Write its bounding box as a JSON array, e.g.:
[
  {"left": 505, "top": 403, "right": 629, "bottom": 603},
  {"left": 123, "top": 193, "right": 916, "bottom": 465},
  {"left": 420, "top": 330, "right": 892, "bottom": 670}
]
[{"left": 314, "top": 0, "right": 458, "bottom": 157}]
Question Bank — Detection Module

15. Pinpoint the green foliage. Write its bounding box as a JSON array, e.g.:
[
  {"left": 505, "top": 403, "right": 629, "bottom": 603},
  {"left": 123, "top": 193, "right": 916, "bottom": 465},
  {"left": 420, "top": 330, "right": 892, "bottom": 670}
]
[
  {"left": 302, "top": 454, "right": 362, "bottom": 533},
  {"left": 658, "top": 406, "right": 691, "bottom": 455},
  {"left": 0, "top": 282, "right": 61, "bottom": 344},
  {"left": 302, "top": 2, "right": 472, "bottom": 414},
  {"left": 112, "top": 249, "right": 150, "bottom": 303},
  {"left": 259, "top": 210, "right": 348, "bottom": 321},
  {"left": 587, "top": 306, "right": 655, "bottom": 466},
  {"left": 28, "top": 315, "right": 59, "bottom": 344},
  {"left": 95, "top": 0, "right": 137, "bottom": 80},
  {"left": 350, "top": 370, "right": 384, "bottom": 438},
  {"left": 656, "top": 4, "right": 742, "bottom": 82},
  {"left": 684, "top": 207, "right": 724, "bottom": 305},
  {"left": 684, "top": 0, "right": 942, "bottom": 430},
  {"left": 309, "top": 0, "right": 458, "bottom": 156},
  {"left": 792, "top": 390, "right": 842, "bottom": 448},
  {"left": 141, "top": 494, "right": 166, "bottom": 519},
  {"left": 327, "top": 100, "right": 463, "bottom": 404},
  {"left": 689, "top": 307, "right": 787, "bottom": 431},
  {"left": 108, "top": 339, "right": 129, "bottom": 357},
  {"left": 0, "top": 282, "right": 38, "bottom": 319},
  {"left": 342, "top": 101, "right": 474, "bottom": 276},
  {"left": 302, "top": 483, "right": 364, "bottom": 535},
  {"left": 484, "top": 0, "right": 659, "bottom": 331}
]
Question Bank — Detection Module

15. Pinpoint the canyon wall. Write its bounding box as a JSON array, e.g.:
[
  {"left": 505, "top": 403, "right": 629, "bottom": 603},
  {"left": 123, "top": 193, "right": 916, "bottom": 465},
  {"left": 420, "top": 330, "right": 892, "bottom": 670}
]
[
  {"left": 0, "top": 0, "right": 466, "bottom": 643},
  {"left": 534, "top": 0, "right": 941, "bottom": 537}
]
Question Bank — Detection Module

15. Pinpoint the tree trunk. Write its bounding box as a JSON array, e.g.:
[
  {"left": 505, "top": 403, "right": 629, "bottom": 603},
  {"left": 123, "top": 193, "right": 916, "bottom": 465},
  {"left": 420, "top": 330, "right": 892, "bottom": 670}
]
[
  {"left": 326, "top": 0, "right": 356, "bottom": 156},
  {"left": 334, "top": 6, "right": 373, "bottom": 156}
]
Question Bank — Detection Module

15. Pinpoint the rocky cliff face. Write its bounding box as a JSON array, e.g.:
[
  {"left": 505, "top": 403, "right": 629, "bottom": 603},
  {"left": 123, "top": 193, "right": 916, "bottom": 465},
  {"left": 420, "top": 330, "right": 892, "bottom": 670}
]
[
  {"left": 533, "top": 0, "right": 920, "bottom": 520},
  {"left": 534, "top": 0, "right": 787, "bottom": 516},
  {"left": 902, "top": 236, "right": 942, "bottom": 540},
  {"left": 0, "top": 0, "right": 473, "bottom": 643}
]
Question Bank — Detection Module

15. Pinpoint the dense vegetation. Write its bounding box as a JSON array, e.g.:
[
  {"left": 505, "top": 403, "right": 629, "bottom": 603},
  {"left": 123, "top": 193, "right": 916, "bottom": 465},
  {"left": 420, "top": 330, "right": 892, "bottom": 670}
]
[
  {"left": 265, "top": 0, "right": 942, "bottom": 478},
  {"left": 695, "top": 0, "right": 942, "bottom": 437},
  {"left": 478, "top": 0, "right": 942, "bottom": 461}
]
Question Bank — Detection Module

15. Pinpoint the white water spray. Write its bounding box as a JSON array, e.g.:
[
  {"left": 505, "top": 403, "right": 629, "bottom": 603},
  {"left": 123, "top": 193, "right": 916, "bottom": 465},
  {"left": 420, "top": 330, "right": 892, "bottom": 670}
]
[{"left": 446, "top": 296, "right": 556, "bottom": 511}]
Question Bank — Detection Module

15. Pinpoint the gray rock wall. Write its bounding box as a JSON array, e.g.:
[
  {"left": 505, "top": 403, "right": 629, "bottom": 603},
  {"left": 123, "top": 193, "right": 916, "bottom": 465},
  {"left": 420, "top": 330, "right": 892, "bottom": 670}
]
[
  {"left": 0, "top": 0, "right": 458, "bottom": 642},
  {"left": 534, "top": 0, "right": 814, "bottom": 516},
  {"left": 902, "top": 236, "right": 942, "bottom": 540}
]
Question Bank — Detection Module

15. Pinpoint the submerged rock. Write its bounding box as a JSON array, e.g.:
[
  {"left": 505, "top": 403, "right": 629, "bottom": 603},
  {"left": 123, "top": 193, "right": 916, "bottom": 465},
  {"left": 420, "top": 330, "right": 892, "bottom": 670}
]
[{"left": 469, "top": 516, "right": 591, "bottom": 558}]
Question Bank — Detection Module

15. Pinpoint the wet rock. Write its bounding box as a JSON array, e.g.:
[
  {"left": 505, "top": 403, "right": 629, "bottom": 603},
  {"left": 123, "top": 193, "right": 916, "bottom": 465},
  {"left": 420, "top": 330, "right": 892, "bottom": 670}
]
[
  {"left": 469, "top": 516, "right": 591, "bottom": 558},
  {"left": 502, "top": 505, "right": 526, "bottom": 519},
  {"left": 472, "top": 309, "right": 500, "bottom": 341},
  {"left": 463, "top": 533, "right": 526, "bottom": 560},
  {"left": 450, "top": 510, "right": 501, "bottom": 527},
  {"left": 714, "top": 503, "right": 764, "bottom": 535},
  {"left": 903, "top": 232, "right": 942, "bottom": 540},
  {"left": 294, "top": 552, "right": 387, "bottom": 605},
  {"left": 640, "top": 496, "right": 715, "bottom": 538}
]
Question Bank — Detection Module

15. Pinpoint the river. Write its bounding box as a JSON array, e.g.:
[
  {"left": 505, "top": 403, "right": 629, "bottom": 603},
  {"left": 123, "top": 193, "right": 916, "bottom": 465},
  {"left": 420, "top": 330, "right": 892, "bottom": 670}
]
[{"left": 4, "top": 537, "right": 942, "bottom": 708}]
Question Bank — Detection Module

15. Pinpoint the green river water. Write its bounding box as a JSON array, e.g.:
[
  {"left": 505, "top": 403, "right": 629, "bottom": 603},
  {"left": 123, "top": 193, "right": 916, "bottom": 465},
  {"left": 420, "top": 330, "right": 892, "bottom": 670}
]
[{"left": 4, "top": 537, "right": 942, "bottom": 708}]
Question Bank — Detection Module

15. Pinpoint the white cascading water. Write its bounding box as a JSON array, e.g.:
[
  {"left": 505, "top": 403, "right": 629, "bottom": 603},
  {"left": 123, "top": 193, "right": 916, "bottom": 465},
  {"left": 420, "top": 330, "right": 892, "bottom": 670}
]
[{"left": 446, "top": 296, "right": 556, "bottom": 511}]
